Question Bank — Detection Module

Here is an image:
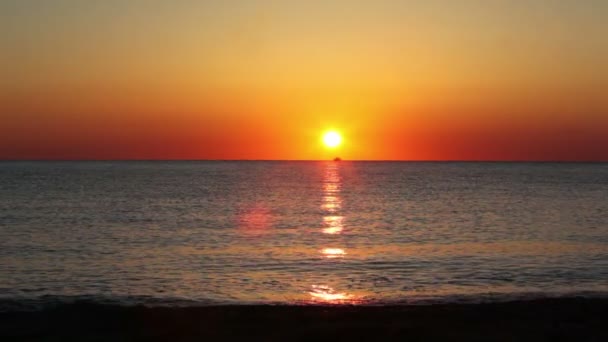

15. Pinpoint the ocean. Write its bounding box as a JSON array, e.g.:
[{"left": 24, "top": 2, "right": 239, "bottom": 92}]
[{"left": 1, "top": 161, "right": 607, "bottom": 309}]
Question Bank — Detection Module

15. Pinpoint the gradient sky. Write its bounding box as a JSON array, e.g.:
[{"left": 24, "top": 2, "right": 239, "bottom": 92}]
[{"left": 2, "top": 0, "right": 607, "bottom": 160}]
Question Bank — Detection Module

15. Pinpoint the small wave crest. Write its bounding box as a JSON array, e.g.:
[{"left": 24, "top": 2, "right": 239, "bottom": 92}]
[{"left": 2, "top": 291, "right": 608, "bottom": 312}]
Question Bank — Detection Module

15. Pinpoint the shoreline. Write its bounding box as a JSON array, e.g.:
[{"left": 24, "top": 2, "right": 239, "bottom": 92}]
[{"left": 2, "top": 298, "right": 607, "bottom": 341}]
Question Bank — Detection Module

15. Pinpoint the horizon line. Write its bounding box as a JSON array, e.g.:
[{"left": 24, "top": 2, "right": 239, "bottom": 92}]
[{"left": 1, "top": 159, "right": 607, "bottom": 163}]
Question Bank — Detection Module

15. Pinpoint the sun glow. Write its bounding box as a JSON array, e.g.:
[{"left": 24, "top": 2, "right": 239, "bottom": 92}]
[{"left": 322, "top": 131, "right": 342, "bottom": 148}]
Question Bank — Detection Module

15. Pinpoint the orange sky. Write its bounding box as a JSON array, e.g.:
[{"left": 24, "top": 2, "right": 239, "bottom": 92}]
[{"left": 2, "top": 1, "right": 607, "bottom": 160}]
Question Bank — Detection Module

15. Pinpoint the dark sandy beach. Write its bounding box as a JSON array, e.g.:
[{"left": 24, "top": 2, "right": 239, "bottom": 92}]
[{"left": 1, "top": 298, "right": 607, "bottom": 341}]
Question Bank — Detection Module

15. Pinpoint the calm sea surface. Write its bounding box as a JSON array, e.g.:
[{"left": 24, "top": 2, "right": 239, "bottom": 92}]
[{"left": 1, "top": 161, "right": 608, "bottom": 308}]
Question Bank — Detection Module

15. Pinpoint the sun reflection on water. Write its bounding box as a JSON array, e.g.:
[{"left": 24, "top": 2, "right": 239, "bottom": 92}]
[
  {"left": 323, "top": 182, "right": 340, "bottom": 193},
  {"left": 321, "top": 248, "right": 346, "bottom": 258},
  {"left": 307, "top": 163, "right": 358, "bottom": 304},
  {"left": 309, "top": 285, "right": 353, "bottom": 303},
  {"left": 322, "top": 215, "right": 344, "bottom": 234},
  {"left": 321, "top": 163, "right": 344, "bottom": 234},
  {"left": 321, "top": 194, "right": 342, "bottom": 210}
]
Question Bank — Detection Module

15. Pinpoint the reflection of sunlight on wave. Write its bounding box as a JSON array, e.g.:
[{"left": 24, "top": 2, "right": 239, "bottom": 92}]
[
  {"left": 323, "top": 182, "right": 340, "bottom": 193},
  {"left": 321, "top": 248, "right": 346, "bottom": 258},
  {"left": 322, "top": 216, "right": 344, "bottom": 235},
  {"left": 321, "top": 162, "right": 342, "bottom": 214},
  {"left": 322, "top": 226, "right": 343, "bottom": 234},
  {"left": 321, "top": 196, "right": 341, "bottom": 212},
  {"left": 323, "top": 165, "right": 341, "bottom": 181},
  {"left": 309, "top": 285, "right": 355, "bottom": 303}
]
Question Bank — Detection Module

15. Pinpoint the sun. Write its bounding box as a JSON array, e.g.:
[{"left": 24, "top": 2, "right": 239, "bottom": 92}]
[{"left": 322, "top": 131, "right": 342, "bottom": 148}]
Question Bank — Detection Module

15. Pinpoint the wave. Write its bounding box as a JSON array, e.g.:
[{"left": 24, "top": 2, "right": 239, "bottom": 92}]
[{"left": 3, "top": 291, "right": 608, "bottom": 312}]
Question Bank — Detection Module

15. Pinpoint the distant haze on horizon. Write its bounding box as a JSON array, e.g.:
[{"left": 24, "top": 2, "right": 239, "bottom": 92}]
[{"left": 1, "top": 0, "right": 607, "bottom": 161}]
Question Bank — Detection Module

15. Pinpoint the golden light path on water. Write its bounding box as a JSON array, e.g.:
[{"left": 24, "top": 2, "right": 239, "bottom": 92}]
[{"left": 309, "top": 162, "right": 357, "bottom": 303}]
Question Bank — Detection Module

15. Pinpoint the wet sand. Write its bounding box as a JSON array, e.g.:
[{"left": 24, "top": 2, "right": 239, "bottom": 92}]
[{"left": 2, "top": 298, "right": 607, "bottom": 341}]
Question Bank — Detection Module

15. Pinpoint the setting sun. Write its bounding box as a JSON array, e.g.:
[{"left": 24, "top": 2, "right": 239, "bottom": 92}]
[{"left": 322, "top": 131, "right": 342, "bottom": 149}]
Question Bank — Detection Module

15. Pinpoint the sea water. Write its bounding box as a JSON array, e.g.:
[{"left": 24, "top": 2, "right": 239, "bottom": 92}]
[{"left": 1, "top": 161, "right": 607, "bottom": 308}]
